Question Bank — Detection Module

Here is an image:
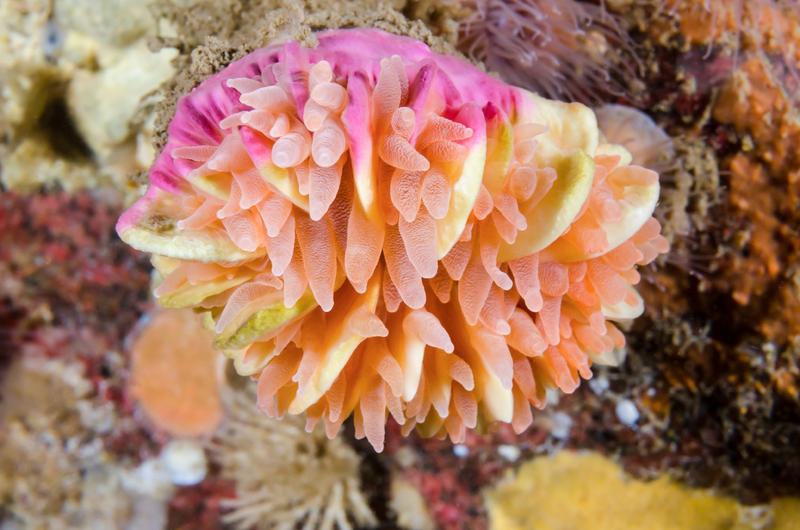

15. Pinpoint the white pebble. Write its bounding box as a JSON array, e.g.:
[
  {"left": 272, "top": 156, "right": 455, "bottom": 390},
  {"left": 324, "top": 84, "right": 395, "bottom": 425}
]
[
  {"left": 545, "top": 388, "right": 561, "bottom": 406},
  {"left": 121, "top": 459, "right": 174, "bottom": 500},
  {"left": 616, "top": 399, "right": 640, "bottom": 428},
  {"left": 161, "top": 439, "right": 208, "bottom": 486},
  {"left": 589, "top": 374, "right": 610, "bottom": 395},
  {"left": 127, "top": 494, "right": 169, "bottom": 530},
  {"left": 497, "top": 444, "right": 521, "bottom": 462},
  {"left": 550, "top": 412, "right": 572, "bottom": 440},
  {"left": 453, "top": 444, "right": 470, "bottom": 458}
]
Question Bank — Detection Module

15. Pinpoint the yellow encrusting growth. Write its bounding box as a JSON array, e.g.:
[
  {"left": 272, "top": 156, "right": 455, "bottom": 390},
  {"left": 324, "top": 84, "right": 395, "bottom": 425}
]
[{"left": 488, "top": 451, "right": 800, "bottom": 530}]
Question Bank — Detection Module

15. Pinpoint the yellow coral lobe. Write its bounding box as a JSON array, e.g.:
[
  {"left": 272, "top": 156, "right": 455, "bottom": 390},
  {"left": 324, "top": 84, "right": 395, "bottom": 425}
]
[
  {"left": 153, "top": 257, "right": 254, "bottom": 309},
  {"left": 258, "top": 161, "right": 310, "bottom": 211},
  {"left": 289, "top": 274, "right": 385, "bottom": 414},
  {"left": 214, "top": 290, "right": 318, "bottom": 351},
  {"left": 499, "top": 151, "right": 595, "bottom": 262},
  {"left": 547, "top": 163, "right": 661, "bottom": 263},
  {"left": 520, "top": 92, "right": 599, "bottom": 166},
  {"left": 435, "top": 116, "right": 487, "bottom": 258},
  {"left": 120, "top": 219, "right": 263, "bottom": 263}
]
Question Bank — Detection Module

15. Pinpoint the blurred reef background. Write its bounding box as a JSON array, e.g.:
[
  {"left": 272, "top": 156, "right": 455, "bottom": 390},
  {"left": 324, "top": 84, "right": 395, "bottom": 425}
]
[{"left": 1, "top": 0, "right": 799, "bottom": 529}]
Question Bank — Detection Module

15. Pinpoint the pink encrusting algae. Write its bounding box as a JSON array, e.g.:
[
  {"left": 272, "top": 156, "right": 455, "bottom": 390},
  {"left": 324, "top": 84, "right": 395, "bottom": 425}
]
[{"left": 117, "top": 29, "right": 668, "bottom": 451}]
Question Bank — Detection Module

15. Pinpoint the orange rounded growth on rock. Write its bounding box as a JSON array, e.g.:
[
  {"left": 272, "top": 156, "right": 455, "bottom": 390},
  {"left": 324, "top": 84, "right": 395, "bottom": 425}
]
[
  {"left": 668, "top": 0, "right": 738, "bottom": 44},
  {"left": 131, "top": 308, "right": 222, "bottom": 437},
  {"left": 714, "top": 56, "right": 800, "bottom": 174},
  {"left": 666, "top": 0, "right": 800, "bottom": 54}
]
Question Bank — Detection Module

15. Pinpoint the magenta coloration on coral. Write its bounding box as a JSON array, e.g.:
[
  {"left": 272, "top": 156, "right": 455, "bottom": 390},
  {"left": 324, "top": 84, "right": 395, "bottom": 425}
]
[{"left": 120, "top": 29, "right": 525, "bottom": 230}]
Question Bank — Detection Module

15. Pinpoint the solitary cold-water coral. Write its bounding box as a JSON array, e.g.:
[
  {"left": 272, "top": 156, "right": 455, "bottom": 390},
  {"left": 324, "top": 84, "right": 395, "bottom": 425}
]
[{"left": 117, "top": 28, "right": 668, "bottom": 451}]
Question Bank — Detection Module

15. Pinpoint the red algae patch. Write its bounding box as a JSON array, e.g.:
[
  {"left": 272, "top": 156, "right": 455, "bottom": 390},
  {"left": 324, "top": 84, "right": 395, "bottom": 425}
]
[{"left": 131, "top": 309, "right": 223, "bottom": 437}]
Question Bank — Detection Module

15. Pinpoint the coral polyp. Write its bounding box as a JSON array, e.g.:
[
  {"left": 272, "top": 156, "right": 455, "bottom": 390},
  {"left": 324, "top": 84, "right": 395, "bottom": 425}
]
[{"left": 117, "top": 28, "right": 668, "bottom": 451}]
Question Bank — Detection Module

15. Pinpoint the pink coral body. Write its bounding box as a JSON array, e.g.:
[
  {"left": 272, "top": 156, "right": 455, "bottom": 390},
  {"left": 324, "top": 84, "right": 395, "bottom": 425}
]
[{"left": 118, "top": 29, "right": 668, "bottom": 451}]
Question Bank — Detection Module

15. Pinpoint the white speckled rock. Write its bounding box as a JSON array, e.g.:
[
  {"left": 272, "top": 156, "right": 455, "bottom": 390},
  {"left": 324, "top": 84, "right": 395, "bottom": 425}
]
[
  {"left": 160, "top": 439, "right": 208, "bottom": 486},
  {"left": 67, "top": 41, "right": 176, "bottom": 162},
  {"left": 55, "top": 0, "right": 155, "bottom": 46},
  {"left": 616, "top": 399, "right": 640, "bottom": 428},
  {"left": 390, "top": 477, "right": 436, "bottom": 530},
  {"left": 121, "top": 458, "right": 174, "bottom": 500},
  {"left": 0, "top": 0, "right": 176, "bottom": 195}
]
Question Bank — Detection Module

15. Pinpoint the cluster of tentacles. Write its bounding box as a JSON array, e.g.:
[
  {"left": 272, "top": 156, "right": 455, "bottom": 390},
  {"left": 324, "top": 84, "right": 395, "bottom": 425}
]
[{"left": 118, "top": 29, "right": 668, "bottom": 451}]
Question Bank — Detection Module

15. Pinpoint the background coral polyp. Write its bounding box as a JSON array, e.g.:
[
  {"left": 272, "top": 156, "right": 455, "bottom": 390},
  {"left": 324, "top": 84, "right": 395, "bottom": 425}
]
[
  {"left": 457, "top": 0, "right": 636, "bottom": 104},
  {"left": 117, "top": 28, "right": 667, "bottom": 451}
]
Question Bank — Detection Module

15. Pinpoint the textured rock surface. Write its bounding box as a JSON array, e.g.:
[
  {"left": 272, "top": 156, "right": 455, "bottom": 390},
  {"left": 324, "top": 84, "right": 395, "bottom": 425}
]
[{"left": 0, "top": 0, "right": 175, "bottom": 196}]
